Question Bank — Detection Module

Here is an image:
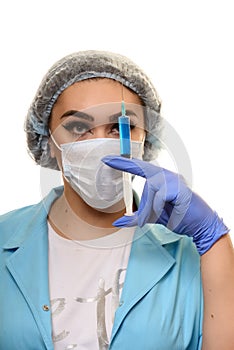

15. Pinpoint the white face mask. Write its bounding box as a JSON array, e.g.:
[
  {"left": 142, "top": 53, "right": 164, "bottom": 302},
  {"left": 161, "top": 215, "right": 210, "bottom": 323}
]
[{"left": 60, "top": 138, "right": 143, "bottom": 211}]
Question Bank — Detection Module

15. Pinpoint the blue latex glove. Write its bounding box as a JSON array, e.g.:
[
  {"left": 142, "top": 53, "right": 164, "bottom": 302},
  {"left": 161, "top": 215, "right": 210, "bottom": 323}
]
[{"left": 102, "top": 156, "right": 229, "bottom": 255}]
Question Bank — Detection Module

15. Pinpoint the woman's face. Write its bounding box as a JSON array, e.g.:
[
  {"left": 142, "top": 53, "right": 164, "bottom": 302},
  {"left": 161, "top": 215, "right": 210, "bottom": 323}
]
[{"left": 49, "top": 78, "right": 145, "bottom": 165}]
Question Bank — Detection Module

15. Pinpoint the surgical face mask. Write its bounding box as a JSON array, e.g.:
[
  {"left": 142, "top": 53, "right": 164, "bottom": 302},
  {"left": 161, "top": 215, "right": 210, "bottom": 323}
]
[{"left": 60, "top": 138, "right": 143, "bottom": 211}]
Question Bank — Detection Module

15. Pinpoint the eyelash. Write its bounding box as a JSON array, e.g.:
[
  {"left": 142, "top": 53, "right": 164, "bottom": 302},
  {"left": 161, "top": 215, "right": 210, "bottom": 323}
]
[
  {"left": 111, "top": 123, "right": 136, "bottom": 132},
  {"left": 62, "top": 121, "right": 136, "bottom": 137},
  {"left": 62, "top": 121, "right": 90, "bottom": 136}
]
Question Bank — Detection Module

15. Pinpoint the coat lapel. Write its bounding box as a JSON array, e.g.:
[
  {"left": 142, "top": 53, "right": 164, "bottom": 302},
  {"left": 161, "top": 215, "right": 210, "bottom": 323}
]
[{"left": 111, "top": 225, "right": 180, "bottom": 342}]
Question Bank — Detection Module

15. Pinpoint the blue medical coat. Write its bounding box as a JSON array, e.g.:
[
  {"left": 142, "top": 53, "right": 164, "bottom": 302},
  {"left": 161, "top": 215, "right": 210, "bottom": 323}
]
[{"left": 0, "top": 187, "right": 203, "bottom": 349}]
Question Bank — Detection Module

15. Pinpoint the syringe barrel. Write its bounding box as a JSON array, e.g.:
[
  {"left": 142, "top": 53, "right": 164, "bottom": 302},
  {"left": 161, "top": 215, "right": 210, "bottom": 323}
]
[{"left": 118, "top": 116, "right": 131, "bottom": 157}]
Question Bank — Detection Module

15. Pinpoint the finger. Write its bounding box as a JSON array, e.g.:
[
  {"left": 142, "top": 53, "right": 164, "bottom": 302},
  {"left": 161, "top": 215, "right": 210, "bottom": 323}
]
[
  {"left": 102, "top": 155, "right": 164, "bottom": 179},
  {"left": 137, "top": 184, "right": 158, "bottom": 226},
  {"left": 152, "top": 188, "right": 169, "bottom": 225}
]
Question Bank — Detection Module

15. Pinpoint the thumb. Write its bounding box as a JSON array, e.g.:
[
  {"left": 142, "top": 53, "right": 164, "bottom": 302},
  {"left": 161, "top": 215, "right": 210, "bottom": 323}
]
[{"left": 113, "top": 212, "right": 139, "bottom": 227}]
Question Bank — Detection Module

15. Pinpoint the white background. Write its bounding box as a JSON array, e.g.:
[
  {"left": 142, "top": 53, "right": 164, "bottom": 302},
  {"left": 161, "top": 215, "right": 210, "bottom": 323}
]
[{"left": 0, "top": 0, "right": 233, "bottom": 240}]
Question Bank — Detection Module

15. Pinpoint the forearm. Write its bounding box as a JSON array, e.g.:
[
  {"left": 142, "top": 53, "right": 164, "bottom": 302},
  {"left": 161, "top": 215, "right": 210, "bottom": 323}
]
[{"left": 201, "top": 234, "right": 234, "bottom": 350}]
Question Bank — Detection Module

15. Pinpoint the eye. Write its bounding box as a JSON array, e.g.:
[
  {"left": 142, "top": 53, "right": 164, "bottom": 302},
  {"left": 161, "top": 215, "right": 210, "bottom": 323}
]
[
  {"left": 110, "top": 123, "right": 120, "bottom": 135},
  {"left": 62, "top": 121, "right": 91, "bottom": 137},
  {"left": 129, "top": 123, "right": 136, "bottom": 130},
  {"left": 109, "top": 122, "right": 136, "bottom": 136}
]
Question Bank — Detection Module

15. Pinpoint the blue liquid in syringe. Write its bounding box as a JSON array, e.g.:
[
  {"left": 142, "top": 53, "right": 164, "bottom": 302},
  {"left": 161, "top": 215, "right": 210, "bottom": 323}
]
[{"left": 118, "top": 116, "right": 131, "bottom": 158}]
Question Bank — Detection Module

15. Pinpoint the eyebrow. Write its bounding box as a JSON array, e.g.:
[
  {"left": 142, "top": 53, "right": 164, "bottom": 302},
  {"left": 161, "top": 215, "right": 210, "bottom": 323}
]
[
  {"left": 109, "top": 110, "right": 139, "bottom": 122},
  {"left": 60, "top": 110, "right": 94, "bottom": 121},
  {"left": 60, "top": 109, "right": 139, "bottom": 122}
]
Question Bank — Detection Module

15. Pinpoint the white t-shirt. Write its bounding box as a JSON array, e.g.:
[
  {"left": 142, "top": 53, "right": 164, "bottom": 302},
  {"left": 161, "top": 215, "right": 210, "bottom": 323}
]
[{"left": 48, "top": 223, "right": 134, "bottom": 350}]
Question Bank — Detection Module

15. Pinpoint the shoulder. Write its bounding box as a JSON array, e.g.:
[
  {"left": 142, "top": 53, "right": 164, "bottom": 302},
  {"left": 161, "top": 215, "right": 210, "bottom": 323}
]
[
  {"left": 0, "top": 202, "right": 41, "bottom": 224},
  {"left": 144, "top": 223, "right": 200, "bottom": 273},
  {"left": 145, "top": 223, "right": 197, "bottom": 251},
  {"left": 0, "top": 186, "right": 63, "bottom": 245},
  {"left": 0, "top": 204, "right": 39, "bottom": 244},
  {"left": 0, "top": 204, "right": 38, "bottom": 222}
]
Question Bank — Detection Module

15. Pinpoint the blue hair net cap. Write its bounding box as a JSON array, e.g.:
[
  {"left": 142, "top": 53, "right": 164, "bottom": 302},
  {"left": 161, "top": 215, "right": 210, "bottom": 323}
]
[{"left": 25, "top": 50, "right": 163, "bottom": 169}]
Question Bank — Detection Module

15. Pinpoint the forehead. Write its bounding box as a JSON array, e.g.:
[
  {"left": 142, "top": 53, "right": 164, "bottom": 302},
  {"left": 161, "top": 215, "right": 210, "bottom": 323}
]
[{"left": 52, "top": 78, "right": 143, "bottom": 113}]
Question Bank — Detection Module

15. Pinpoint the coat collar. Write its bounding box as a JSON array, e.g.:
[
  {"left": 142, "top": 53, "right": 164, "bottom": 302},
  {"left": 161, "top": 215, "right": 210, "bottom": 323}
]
[
  {"left": 3, "top": 186, "right": 180, "bottom": 249},
  {"left": 3, "top": 186, "right": 63, "bottom": 249}
]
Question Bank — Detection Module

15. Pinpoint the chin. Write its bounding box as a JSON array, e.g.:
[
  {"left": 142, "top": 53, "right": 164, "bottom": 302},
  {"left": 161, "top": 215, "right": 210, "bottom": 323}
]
[{"left": 91, "top": 199, "right": 126, "bottom": 214}]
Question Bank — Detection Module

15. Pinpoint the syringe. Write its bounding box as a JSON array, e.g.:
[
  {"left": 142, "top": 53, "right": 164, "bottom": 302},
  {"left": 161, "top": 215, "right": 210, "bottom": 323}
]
[{"left": 118, "top": 101, "right": 134, "bottom": 216}]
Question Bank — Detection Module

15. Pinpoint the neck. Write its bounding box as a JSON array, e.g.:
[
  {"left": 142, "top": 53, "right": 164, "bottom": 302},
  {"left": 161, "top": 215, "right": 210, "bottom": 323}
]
[{"left": 48, "top": 183, "right": 126, "bottom": 240}]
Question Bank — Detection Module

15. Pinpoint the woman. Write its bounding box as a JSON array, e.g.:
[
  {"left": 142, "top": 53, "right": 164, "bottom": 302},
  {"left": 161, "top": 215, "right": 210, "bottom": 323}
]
[{"left": 0, "top": 50, "right": 233, "bottom": 349}]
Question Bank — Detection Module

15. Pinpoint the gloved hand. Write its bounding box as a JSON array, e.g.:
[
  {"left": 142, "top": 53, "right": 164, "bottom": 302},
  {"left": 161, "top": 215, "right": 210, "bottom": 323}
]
[{"left": 102, "top": 156, "right": 229, "bottom": 255}]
